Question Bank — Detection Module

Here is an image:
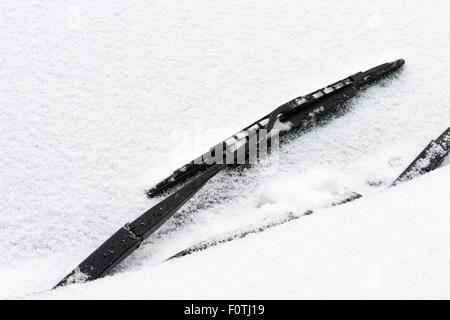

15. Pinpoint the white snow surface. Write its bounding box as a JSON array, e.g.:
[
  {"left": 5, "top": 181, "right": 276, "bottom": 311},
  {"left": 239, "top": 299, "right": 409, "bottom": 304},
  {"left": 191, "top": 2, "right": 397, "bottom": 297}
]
[
  {"left": 0, "top": 0, "right": 449, "bottom": 299},
  {"left": 31, "top": 167, "right": 450, "bottom": 299}
]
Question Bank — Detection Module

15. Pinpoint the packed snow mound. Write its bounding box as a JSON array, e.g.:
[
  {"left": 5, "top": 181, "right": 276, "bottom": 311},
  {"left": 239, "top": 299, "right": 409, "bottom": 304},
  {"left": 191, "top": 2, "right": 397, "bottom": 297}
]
[
  {"left": 33, "top": 165, "right": 450, "bottom": 299},
  {"left": 257, "top": 169, "right": 352, "bottom": 212}
]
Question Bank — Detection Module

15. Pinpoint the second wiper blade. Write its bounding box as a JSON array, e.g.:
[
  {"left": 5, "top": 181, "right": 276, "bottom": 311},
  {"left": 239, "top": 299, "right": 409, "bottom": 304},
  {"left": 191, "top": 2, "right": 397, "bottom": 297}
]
[{"left": 392, "top": 127, "right": 450, "bottom": 186}]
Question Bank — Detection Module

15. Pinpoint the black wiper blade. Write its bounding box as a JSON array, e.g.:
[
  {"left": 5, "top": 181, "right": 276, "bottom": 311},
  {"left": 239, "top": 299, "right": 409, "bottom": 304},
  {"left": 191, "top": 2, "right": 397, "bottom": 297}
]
[
  {"left": 54, "top": 59, "right": 404, "bottom": 288},
  {"left": 168, "top": 125, "right": 450, "bottom": 261},
  {"left": 55, "top": 163, "right": 226, "bottom": 288},
  {"left": 147, "top": 59, "right": 405, "bottom": 198},
  {"left": 392, "top": 127, "right": 450, "bottom": 186}
]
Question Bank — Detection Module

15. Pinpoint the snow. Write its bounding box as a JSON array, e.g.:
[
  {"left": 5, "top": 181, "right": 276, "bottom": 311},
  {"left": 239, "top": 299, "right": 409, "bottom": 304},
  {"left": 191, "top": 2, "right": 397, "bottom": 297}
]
[
  {"left": 30, "top": 165, "right": 450, "bottom": 299},
  {"left": 1, "top": 0, "right": 449, "bottom": 299}
]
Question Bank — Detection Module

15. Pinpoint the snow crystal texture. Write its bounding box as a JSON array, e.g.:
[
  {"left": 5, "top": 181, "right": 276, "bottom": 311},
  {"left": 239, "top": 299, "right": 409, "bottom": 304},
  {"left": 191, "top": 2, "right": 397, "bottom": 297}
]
[{"left": 0, "top": 0, "right": 449, "bottom": 299}]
